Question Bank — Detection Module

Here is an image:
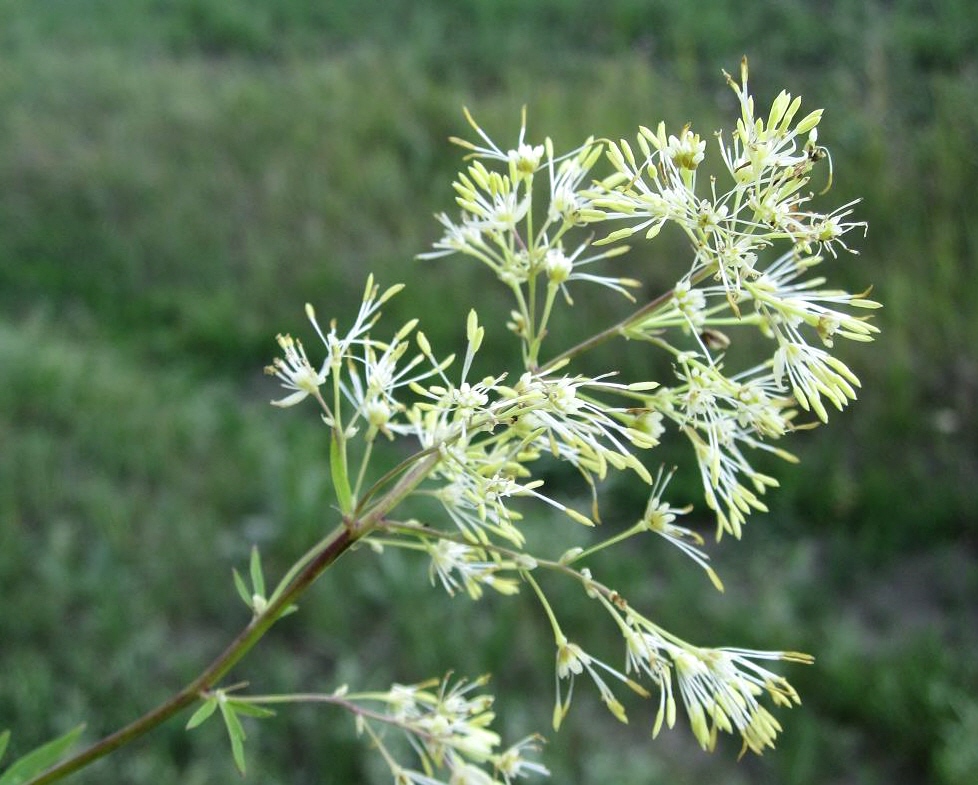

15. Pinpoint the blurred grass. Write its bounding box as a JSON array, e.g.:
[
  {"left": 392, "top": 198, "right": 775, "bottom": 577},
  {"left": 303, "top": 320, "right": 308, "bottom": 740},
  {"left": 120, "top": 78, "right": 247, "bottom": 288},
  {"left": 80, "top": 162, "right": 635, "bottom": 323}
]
[{"left": 1, "top": 1, "right": 977, "bottom": 783}]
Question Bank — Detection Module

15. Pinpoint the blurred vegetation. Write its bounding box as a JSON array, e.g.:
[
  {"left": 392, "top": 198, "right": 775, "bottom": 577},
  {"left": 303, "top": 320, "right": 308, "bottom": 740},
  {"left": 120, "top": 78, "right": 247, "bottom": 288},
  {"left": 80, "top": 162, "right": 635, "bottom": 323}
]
[{"left": 1, "top": 1, "right": 976, "bottom": 783}]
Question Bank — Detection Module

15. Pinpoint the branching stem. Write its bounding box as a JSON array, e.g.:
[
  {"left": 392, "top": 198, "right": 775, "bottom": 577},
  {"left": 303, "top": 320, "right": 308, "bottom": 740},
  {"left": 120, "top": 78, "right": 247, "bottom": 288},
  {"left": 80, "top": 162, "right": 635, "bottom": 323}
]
[
  {"left": 24, "top": 452, "right": 442, "bottom": 785},
  {"left": 542, "top": 265, "right": 716, "bottom": 371}
]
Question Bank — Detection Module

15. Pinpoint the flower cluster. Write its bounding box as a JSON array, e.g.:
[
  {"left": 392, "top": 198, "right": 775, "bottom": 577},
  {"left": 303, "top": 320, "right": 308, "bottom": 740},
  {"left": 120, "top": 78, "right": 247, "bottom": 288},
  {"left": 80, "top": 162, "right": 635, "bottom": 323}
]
[
  {"left": 425, "top": 539, "right": 521, "bottom": 600},
  {"left": 265, "top": 276, "right": 443, "bottom": 437},
  {"left": 260, "top": 59, "right": 879, "bottom": 783},
  {"left": 576, "top": 60, "right": 880, "bottom": 537},
  {"left": 420, "top": 109, "right": 639, "bottom": 368},
  {"left": 521, "top": 556, "right": 814, "bottom": 757},
  {"left": 331, "top": 676, "right": 549, "bottom": 785}
]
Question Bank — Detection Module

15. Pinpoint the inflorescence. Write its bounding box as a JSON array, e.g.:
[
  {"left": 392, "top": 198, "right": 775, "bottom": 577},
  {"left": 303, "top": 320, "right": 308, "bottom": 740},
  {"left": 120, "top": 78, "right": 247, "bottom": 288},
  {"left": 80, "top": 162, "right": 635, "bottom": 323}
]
[{"left": 262, "top": 59, "right": 879, "bottom": 781}]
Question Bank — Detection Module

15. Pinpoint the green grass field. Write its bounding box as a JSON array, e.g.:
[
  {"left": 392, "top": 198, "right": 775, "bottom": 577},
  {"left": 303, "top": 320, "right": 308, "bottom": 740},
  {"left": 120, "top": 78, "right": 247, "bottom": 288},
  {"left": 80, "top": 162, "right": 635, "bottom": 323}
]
[{"left": 2, "top": 1, "right": 977, "bottom": 783}]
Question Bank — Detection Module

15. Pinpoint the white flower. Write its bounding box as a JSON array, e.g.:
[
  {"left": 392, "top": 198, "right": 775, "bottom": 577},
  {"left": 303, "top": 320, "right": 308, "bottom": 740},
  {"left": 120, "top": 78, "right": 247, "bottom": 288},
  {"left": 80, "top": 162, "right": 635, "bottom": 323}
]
[
  {"left": 364, "top": 397, "right": 393, "bottom": 431},
  {"left": 538, "top": 241, "right": 639, "bottom": 305},
  {"left": 546, "top": 141, "right": 602, "bottom": 225},
  {"left": 504, "top": 373, "right": 656, "bottom": 487},
  {"left": 421, "top": 441, "right": 535, "bottom": 546},
  {"left": 417, "top": 211, "right": 491, "bottom": 261},
  {"left": 542, "top": 248, "right": 572, "bottom": 285},
  {"left": 508, "top": 142, "right": 545, "bottom": 179},
  {"left": 670, "top": 645, "right": 811, "bottom": 755},
  {"left": 665, "top": 128, "right": 706, "bottom": 171},
  {"left": 636, "top": 121, "right": 706, "bottom": 172},
  {"left": 450, "top": 106, "right": 542, "bottom": 183},
  {"left": 622, "top": 625, "right": 676, "bottom": 737},
  {"left": 264, "top": 333, "right": 326, "bottom": 408},
  {"left": 452, "top": 381, "right": 490, "bottom": 412},
  {"left": 799, "top": 201, "right": 867, "bottom": 257},
  {"left": 553, "top": 636, "right": 647, "bottom": 729},
  {"left": 385, "top": 676, "right": 504, "bottom": 770},
  {"left": 548, "top": 165, "right": 584, "bottom": 224},
  {"left": 720, "top": 59, "right": 821, "bottom": 182},
  {"left": 493, "top": 736, "right": 550, "bottom": 783},
  {"left": 630, "top": 409, "right": 666, "bottom": 442},
  {"left": 454, "top": 163, "right": 531, "bottom": 233},
  {"left": 655, "top": 357, "right": 796, "bottom": 537},
  {"left": 306, "top": 276, "right": 404, "bottom": 363},
  {"left": 729, "top": 368, "right": 795, "bottom": 439},
  {"left": 685, "top": 422, "right": 778, "bottom": 539},
  {"left": 772, "top": 339, "right": 861, "bottom": 422},
  {"left": 389, "top": 683, "right": 422, "bottom": 720},
  {"left": 640, "top": 468, "right": 721, "bottom": 590},
  {"left": 745, "top": 251, "right": 880, "bottom": 348},
  {"left": 426, "top": 539, "right": 520, "bottom": 599}
]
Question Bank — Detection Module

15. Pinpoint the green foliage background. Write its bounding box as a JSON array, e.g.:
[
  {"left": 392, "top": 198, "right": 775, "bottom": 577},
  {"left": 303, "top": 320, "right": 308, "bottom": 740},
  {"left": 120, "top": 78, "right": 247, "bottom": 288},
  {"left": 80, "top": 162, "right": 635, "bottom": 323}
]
[{"left": 2, "top": 1, "right": 977, "bottom": 783}]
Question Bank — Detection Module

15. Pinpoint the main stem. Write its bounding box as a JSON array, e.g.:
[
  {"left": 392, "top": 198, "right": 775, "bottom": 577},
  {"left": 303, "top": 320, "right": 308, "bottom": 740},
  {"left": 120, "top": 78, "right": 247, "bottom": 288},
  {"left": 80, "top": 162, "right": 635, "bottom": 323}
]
[{"left": 26, "top": 452, "right": 441, "bottom": 785}]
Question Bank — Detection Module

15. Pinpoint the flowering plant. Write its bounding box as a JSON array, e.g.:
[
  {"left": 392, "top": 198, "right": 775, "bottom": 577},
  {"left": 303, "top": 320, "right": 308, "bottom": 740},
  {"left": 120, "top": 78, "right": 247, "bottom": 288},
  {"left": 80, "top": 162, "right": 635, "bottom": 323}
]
[{"left": 3, "top": 59, "right": 878, "bottom": 784}]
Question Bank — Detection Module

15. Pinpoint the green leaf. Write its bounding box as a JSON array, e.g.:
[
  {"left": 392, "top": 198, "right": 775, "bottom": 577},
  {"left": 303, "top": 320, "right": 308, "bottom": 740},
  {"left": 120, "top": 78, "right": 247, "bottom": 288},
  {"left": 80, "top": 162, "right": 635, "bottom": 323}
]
[
  {"left": 185, "top": 697, "right": 219, "bottom": 730},
  {"left": 330, "top": 432, "right": 353, "bottom": 514},
  {"left": 232, "top": 568, "right": 252, "bottom": 608},
  {"left": 227, "top": 700, "right": 276, "bottom": 719},
  {"left": 227, "top": 727, "right": 246, "bottom": 777},
  {"left": 219, "top": 701, "right": 247, "bottom": 775},
  {"left": 0, "top": 731, "right": 9, "bottom": 765},
  {"left": 0, "top": 724, "right": 85, "bottom": 785},
  {"left": 249, "top": 546, "right": 265, "bottom": 597}
]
